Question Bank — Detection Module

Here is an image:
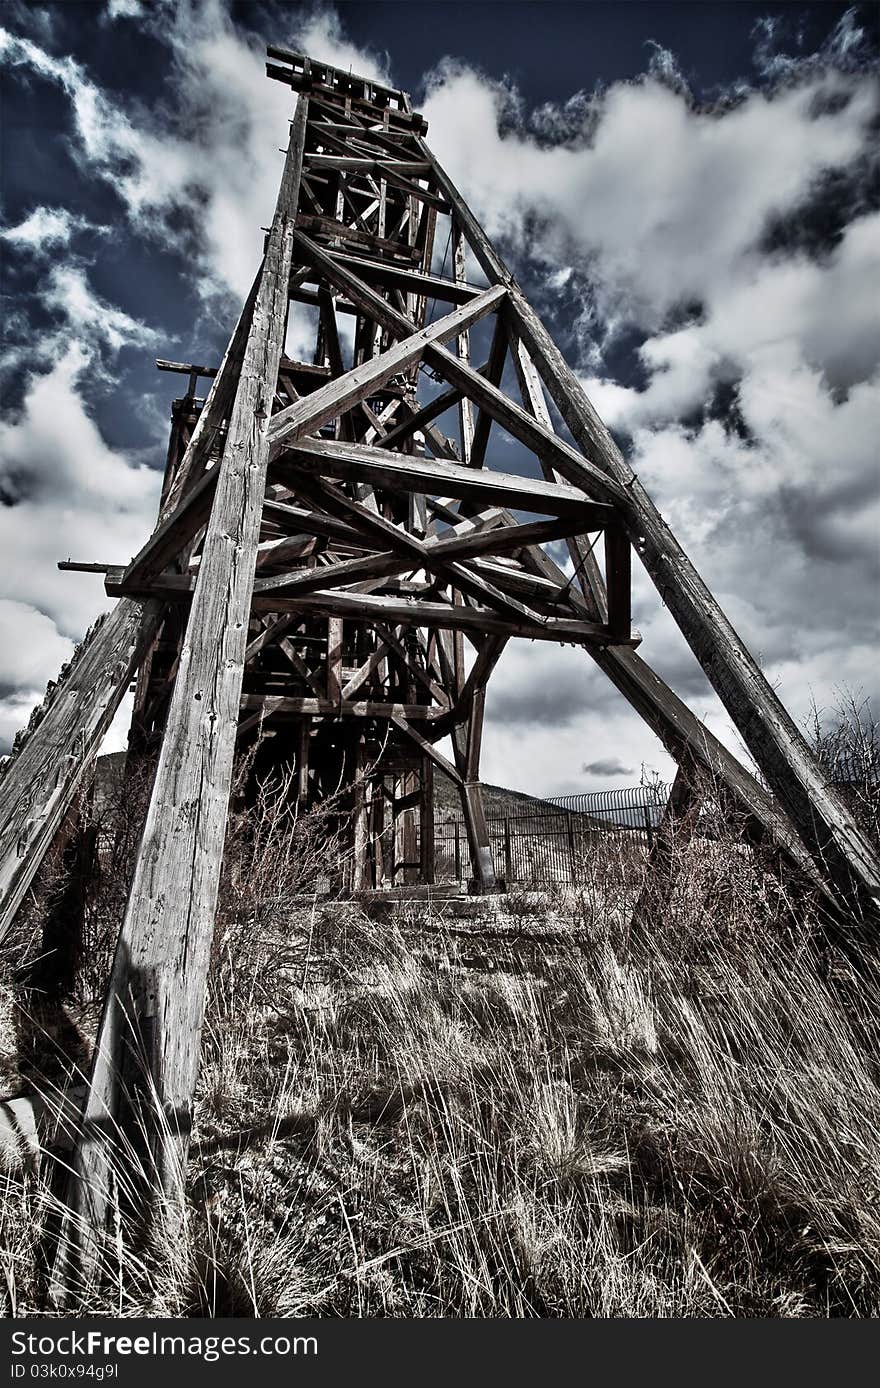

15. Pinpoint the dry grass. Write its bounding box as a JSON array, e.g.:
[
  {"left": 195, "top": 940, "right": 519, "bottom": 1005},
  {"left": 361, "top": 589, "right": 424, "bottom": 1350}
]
[{"left": 1, "top": 758, "right": 879, "bottom": 1318}]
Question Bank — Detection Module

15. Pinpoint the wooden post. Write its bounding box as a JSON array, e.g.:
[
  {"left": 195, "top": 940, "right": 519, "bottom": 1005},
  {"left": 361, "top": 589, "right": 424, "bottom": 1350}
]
[
  {"left": 453, "top": 224, "right": 475, "bottom": 465},
  {"left": 604, "top": 521, "right": 631, "bottom": 642},
  {"left": 373, "top": 782, "right": 386, "bottom": 888},
  {"left": 326, "top": 617, "right": 343, "bottom": 702},
  {"left": 295, "top": 720, "right": 310, "bottom": 810},
  {"left": 352, "top": 739, "right": 368, "bottom": 890},
  {"left": 419, "top": 756, "right": 435, "bottom": 885},
  {"left": 460, "top": 780, "right": 496, "bottom": 893},
  {"left": 57, "top": 96, "right": 311, "bottom": 1282},
  {"left": 630, "top": 769, "right": 699, "bottom": 936}
]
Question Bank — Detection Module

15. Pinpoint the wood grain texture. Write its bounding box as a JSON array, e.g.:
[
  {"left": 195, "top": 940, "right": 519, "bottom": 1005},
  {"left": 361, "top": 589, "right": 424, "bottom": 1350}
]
[
  {"left": 0, "top": 599, "right": 162, "bottom": 942},
  {"left": 62, "top": 96, "right": 312, "bottom": 1263}
]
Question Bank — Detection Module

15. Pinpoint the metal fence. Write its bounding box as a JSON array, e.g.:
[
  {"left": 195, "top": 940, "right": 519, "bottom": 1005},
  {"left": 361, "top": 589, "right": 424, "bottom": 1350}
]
[{"left": 434, "top": 782, "right": 670, "bottom": 885}]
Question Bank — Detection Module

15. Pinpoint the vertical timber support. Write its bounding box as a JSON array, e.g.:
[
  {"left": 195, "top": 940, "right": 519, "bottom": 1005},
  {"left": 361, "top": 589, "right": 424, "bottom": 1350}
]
[
  {"left": 458, "top": 684, "right": 498, "bottom": 893},
  {"left": 351, "top": 738, "right": 368, "bottom": 891},
  {"left": 630, "top": 768, "right": 699, "bottom": 936},
  {"left": 295, "top": 720, "right": 310, "bottom": 811},
  {"left": 56, "top": 95, "right": 311, "bottom": 1289}
]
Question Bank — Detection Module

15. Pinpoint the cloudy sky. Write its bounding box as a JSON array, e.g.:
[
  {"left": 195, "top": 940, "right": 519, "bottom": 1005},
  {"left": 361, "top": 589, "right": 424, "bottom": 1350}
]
[{"left": 0, "top": 0, "right": 877, "bottom": 795}]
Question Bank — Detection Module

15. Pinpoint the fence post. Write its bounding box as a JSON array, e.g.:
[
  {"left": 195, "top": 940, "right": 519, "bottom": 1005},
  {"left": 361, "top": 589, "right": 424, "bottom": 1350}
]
[
  {"left": 454, "top": 819, "right": 461, "bottom": 882},
  {"left": 503, "top": 816, "right": 513, "bottom": 885},
  {"left": 643, "top": 805, "right": 655, "bottom": 849},
  {"left": 567, "top": 811, "right": 577, "bottom": 881}
]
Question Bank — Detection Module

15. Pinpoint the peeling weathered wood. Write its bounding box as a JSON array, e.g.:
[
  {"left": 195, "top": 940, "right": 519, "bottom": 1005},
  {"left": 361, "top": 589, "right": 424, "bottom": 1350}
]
[{"left": 0, "top": 599, "right": 162, "bottom": 943}]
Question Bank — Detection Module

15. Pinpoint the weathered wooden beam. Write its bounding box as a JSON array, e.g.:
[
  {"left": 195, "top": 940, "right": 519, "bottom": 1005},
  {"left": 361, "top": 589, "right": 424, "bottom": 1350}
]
[
  {"left": 391, "top": 715, "right": 461, "bottom": 783},
  {"left": 255, "top": 515, "right": 589, "bottom": 603},
  {"left": 419, "top": 757, "right": 435, "bottom": 884},
  {"left": 250, "top": 587, "right": 622, "bottom": 643},
  {"left": 453, "top": 224, "right": 476, "bottom": 465},
  {"left": 629, "top": 768, "right": 699, "bottom": 935},
  {"left": 468, "top": 312, "right": 508, "bottom": 469},
  {"left": 321, "top": 248, "right": 479, "bottom": 304},
  {"left": 279, "top": 434, "right": 607, "bottom": 518},
  {"left": 326, "top": 617, "right": 343, "bottom": 702},
  {"left": 604, "top": 521, "right": 632, "bottom": 642},
  {"left": 121, "top": 466, "right": 220, "bottom": 589},
  {"left": 0, "top": 599, "right": 162, "bottom": 943},
  {"left": 340, "top": 640, "right": 390, "bottom": 700},
  {"left": 59, "top": 95, "right": 312, "bottom": 1284},
  {"left": 240, "top": 695, "right": 435, "bottom": 719},
  {"left": 304, "top": 155, "right": 431, "bottom": 175}
]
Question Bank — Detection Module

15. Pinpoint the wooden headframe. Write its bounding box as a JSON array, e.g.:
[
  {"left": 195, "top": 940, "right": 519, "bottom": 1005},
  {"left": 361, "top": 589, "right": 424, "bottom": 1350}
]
[{"left": 0, "top": 47, "right": 876, "bottom": 1278}]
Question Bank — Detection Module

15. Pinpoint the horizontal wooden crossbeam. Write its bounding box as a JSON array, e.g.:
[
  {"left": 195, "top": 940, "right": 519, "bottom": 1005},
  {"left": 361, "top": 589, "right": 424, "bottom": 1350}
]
[{"left": 278, "top": 435, "right": 612, "bottom": 519}]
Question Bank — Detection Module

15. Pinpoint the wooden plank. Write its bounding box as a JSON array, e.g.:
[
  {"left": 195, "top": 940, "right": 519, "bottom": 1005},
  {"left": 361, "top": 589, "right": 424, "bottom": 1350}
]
[
  {"left": 60, "top": 95, "right": 313, "bottom": 1275},
  {"left": 256, "top": 517, "right": 588, "bottom": 604},
  {"left": 322, "top": 248, "right": 478, "bottom": 304},
  {"left": 240, "top": 695, "right": 435, "bottom": 719},
  {"left": 0, "top": 598, "right": 162, "bottom": 942},
  {"left": 121, "top": 466, "right": 219, "bottom": 589},
  {"left": 459, "top": 780, "right": 496, "bottom": 892},
  {"left": 304, "top": 155, "right": 431, "bottom": 175},
  {"left": 340, "top": 640, "right": 390, "bottom": 699},
  {"left": 250, "top": 587, "right": 623, "bottom": 644},
  {"left": 453, "top": 224, "right": 475, "bottom": 464},
  {"left": 279, "top": 434, "right": 605, "bottom": 518},
  {"left": 295, "top": 212, "right": 421, "bottom": 261}
]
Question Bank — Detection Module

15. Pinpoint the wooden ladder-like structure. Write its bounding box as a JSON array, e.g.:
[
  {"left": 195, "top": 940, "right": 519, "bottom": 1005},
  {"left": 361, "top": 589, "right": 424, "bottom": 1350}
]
[{"left": 0, "top": 49, "right": 877, "bottom": 1278}]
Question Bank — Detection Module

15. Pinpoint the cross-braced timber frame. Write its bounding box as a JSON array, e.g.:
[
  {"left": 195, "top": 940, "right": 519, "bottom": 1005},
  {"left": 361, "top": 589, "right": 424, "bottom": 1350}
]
[{"left": 0, "top": 48, "right": 877, "bottom": 1285}]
